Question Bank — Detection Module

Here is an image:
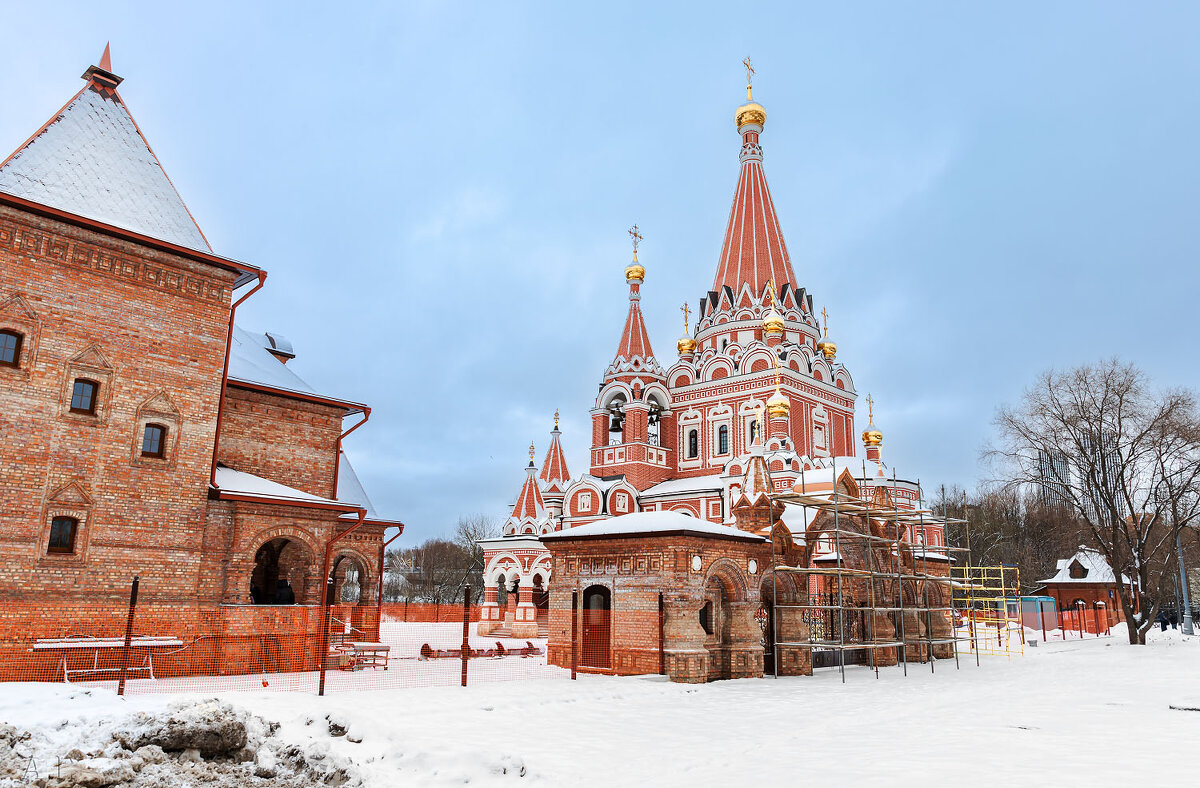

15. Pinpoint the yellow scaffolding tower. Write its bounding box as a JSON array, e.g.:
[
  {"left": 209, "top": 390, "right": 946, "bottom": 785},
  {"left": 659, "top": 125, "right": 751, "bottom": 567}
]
[{"left": 951, "top": 564, "right": 1024, "bottom": 661}]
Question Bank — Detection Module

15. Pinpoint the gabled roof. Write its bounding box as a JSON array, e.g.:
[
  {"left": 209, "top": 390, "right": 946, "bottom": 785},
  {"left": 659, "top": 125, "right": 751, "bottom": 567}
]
[
  {"left": 227, "top": 325, "right": 366, "bottom": 413},
  {"left": 709, "top": 106, "right": 798, "bottom": 298},
  {"left": 0, "top": 52, "right": 211, "bottom": 252},
  {"left": 1037, "top": 547, "right": 1129, "bottom": 586}
]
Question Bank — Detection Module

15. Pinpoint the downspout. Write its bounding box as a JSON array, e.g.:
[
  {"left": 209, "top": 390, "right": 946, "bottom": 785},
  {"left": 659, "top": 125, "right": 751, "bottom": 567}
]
[
  {"left": 375, "top": 526, "right": 407, "bottom": 635},
  {"left": 210, "top": 271, "right": 267, "bottom": 488},
  {"left": 319, "top": 507, "right": 368, "bottom": 696},
  {"left": 332, "top": 408, "right": 372, "bottom": 498}
]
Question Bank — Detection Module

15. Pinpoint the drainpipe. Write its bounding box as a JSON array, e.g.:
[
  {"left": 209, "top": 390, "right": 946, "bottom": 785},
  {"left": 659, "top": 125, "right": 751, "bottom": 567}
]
[
  {"left": 210, "top": 271, "right": 267, "bottom": 488},
  {"left": 331, "top": 408, "right": 371, "bottom": 498},
  {"left": 375, "top": 526, "right": 406, "bottom": 635},
  {"left": 318, "top": 508, "right": 367, "bottom": 696}
]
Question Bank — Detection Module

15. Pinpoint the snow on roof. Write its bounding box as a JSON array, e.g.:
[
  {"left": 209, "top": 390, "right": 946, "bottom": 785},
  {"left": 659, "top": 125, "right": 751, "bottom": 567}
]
[
  {"left": 227, "top": 325, "right": 320, "bottom": 398},
  {"left": 213, "top": 466, "right": 348, "bottom": 508},
  {"left": 0, "top": 84, "right": 211, "bottom": 252},
  {"left": 641, "top": 474, "right": 724, "bottom": 497},
  {"left": 780, "top": 503, "right": 819, "bottom": 535},
  {"left": 336, "top": 454, "right": 388, "bottom": 522},
  {"left": 1037, "top": 547, "right": 1128, "bottom": 586},
  {"left": 543, "top": 511, "right": 764, "bottom": 541}
]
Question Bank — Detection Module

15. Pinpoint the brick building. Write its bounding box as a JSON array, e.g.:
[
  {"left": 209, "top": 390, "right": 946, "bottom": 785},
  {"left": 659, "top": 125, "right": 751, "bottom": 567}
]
[
  {"left": 1035, "top": 547, "right": 1130, "bottom": 628},
  {"left": 479, "top": 76, "right": 953, "bottom": 680},
  {"left": 0, "top": 49, "right": 398, "bottom": 676}
]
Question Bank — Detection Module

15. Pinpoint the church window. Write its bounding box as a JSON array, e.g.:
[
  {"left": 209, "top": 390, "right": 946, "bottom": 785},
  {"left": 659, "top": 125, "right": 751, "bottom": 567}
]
[
  {"left": 0, "top": 330, "right": 21, "bottom": 367},
  {"left": 749, "top": 419, "right": 759, "bottom": 444},
  {"left": 579, "top": 492, "right": 592, "bottom": 511},
  {"left": 48, "top": 516, "right": 78, "bottom": 554},
  {"left": 69, "top": 379, "right": 99, "bottom": 414},
  {"left": 687, "top": 429, "right": 698, "bottom": 458},
  {"left": 718, "top": 425, "right": 729, "bottom": 455},
  {"left": 1069, "top": 561, "right": 1088, "bottom": 579},
  {"left": 699, "top": 600, "right": 714, "bottom": 635},
  {"left": 141, "top": 424, "right": 167, "bottom": 458}
]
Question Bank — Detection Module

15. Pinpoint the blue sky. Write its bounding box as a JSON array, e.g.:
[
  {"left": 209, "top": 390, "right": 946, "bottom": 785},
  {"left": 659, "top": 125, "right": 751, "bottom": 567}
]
[{"left": 5, "top": 3, "right": 1200, "bottom": 544}]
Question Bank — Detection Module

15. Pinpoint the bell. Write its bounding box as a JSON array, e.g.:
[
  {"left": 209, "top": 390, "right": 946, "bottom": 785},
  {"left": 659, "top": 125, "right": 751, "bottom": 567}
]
[{"left": 609, "top": 416, "right": 624, "bottom": 433}]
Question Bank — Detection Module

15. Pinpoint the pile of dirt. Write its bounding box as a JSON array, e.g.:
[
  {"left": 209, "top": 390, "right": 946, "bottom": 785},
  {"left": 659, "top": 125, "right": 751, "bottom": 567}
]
[{"left": 0, "top": 700, "right": 360, "bottom": 787}]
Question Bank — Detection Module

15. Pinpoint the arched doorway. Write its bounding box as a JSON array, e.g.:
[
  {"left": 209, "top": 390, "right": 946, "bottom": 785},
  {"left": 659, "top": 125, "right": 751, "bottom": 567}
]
[
  {"left": 251, "top": 537, "right": 315, "bottom": 605},
  {"left": 581, "top": 585, "right": 611, "bottom": 669},
  {"left": 533, "top": 573, "right": 549, "bottom": 634},
  {"left": 332, "top": 555, "right": 367, "bottom": 605},
  {"left": 703, "top": 573, "right": 736, "bottom": 680}
]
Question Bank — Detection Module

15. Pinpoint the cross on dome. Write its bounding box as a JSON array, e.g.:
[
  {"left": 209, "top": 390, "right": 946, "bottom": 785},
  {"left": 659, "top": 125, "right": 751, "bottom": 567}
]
[
  {"left": 628, "top": 224, "right": 643, "bottom": 262},
  {"left": 742, "top": 56, "right": 755, "bottom": 101},
  {"left": 680, "top": 302, "right": 691, "bottom": 333}
]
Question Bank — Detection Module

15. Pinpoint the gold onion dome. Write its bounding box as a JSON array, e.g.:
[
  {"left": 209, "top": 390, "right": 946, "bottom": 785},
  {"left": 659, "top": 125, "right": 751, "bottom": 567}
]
[
  {"left": 762, "top": 306, "right": 785, "bottom": 335},
  {"left": 625, "top": 263, "right": 645, "bottom": 282},
  {"left": 862, "top": 425, "right": 884, "bottom": 448},
  {"left": 766, "top": 389, "right": 790, "bottom": 417},
  {"left": 817, "top": 336, "right": 837, "bottom": 360},
  {"left": 736, "top": 101, "right": 766, "bottom": 129},
  {"left": 677, "top": 336, "right": 697, "bottom": 356}
]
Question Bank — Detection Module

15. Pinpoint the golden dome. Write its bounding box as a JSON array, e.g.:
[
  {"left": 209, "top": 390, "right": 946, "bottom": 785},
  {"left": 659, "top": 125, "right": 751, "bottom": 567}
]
[
  {"left": 736, "top": 101, "right": 766, "bottom": 129},
  {"left": 766, "top": 390, "right": 790, "bottom": 417},
  {"left": 625, "top": 263, "right": 645, "bottom": 282},
  {"left": 862, "top": 427, "right": 883, "bottom": 448},
  {"left": 677, "top": 336, "right": 697, "bottom": 356},
  {"left": 762, "top": 307, "right": 785, "bottom": 335},
  {"left": 816, "top": 337, "right": 837, "bottom": 360}
]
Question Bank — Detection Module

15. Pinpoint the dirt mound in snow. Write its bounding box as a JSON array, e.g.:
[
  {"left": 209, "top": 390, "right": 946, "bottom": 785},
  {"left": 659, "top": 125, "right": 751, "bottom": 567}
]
[{"left": 0, "top": 700, "right": 360, "bottom": 788}]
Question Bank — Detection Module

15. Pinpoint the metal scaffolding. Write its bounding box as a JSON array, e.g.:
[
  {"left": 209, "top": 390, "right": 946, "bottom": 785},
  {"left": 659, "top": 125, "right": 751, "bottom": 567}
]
[{"left": 764, "top": 461, "right": 978, "bottom": 682}]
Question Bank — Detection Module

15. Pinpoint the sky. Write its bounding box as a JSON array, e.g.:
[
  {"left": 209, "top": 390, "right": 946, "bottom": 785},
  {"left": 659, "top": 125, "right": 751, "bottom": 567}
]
[{"left": 4, "top": 2, "right": 1200, "bottom": 545}]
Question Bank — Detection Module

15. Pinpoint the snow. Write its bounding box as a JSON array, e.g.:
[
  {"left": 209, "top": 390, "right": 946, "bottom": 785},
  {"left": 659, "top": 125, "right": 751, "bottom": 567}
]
[
  {"left": 3, "top": 618, "right": 1196, "bottom": 786},
  {"left": 543, "top": 511, "right": 765, "bottom": 541},
  {"left": 337, "top": 454, "right": 385, "bottom": 522},
  {"left": 213, "top": 466, "right": 345, "bottom": 507},
  {"left": 640, "top": 474, "right": 724, "bottom": 496},
  {"left": 0, "top": 86, "right": 211, "bottom": 251},
  {"left": 1037, "top": 546, "right": 1130, "bottom": 586},
  {"left": 226, "top": 326, "right": 324, "bottom": 400}
]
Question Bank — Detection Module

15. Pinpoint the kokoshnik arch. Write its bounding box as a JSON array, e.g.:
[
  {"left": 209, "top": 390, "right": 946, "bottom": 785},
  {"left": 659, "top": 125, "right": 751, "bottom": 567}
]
[{"left": 478, "top": 66, "right": 954, "bottom": 682}]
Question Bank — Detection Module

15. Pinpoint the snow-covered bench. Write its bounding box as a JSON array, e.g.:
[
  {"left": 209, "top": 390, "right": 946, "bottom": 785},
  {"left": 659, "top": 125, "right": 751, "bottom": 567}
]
[
  {"left": 32, "top": 635, "right": 183, "bottom": 683},
  {"left": 328, "top": 641, "right": 390, "bottom": 671},
  {"left": 418, "top": 641, "right": 543, "bottom": 660}
]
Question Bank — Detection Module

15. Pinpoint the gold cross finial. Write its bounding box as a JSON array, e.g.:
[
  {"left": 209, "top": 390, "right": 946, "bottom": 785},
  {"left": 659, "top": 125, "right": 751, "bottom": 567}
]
[
  {"left": 743, "top": 57, "right": 755, "bottom": 101},
  {"left": 529, "top": 441, "right": 536, "bottom": 463},
  {"left": 867, "top": 393, "right": 875, "bottom": 425},
  {"left": 553, "top": 409, "right": 560, "bottom": 429},
  {"left": 681, "top": 302, "right": 691, "bottom": 333},
  {"left": 766, "top": 278, "right": 779, "bottom": 310},
  {"left": 821, "top": 306, "right": 829, "bottom": 338},
  {"left": 629, "top": 224, "right": 643, "bottom": 262}
]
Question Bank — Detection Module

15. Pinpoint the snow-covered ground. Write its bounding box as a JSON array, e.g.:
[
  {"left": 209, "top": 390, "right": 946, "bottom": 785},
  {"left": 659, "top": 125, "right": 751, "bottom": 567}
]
[{"left": 2, "top": 624, "right": 1197, "bottom": 786}]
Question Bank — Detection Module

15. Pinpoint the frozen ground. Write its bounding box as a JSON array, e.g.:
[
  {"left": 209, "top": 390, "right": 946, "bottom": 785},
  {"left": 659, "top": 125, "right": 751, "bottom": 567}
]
[{"left": 1, "top": 624, "right": 1197, "bottom": 787}]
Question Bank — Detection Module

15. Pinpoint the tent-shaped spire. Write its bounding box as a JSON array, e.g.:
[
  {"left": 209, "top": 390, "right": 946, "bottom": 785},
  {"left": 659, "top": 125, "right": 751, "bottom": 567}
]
[
  {"left": 710, "top": 88, "right": 799, "bottom": 298},
  {"left": 505, "top": 444, "right": 547, "bottom": 535},
  {"left": 614, "top": 263, "right": 656, "bottom": 362},
  {"left": 0, "top": 46, "right": 211, "bottom": 252},
  {"left": 539, "top": 410, "right": 571, "bottom": 494}
]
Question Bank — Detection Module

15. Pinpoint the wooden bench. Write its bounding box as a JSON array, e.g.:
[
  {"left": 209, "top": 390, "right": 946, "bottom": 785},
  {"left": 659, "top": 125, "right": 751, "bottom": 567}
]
[
  {"left": 418, "top": 641, "right": 543, "bottom": 660},
  {"left": 33, "top": 636, "right": 183, "bottom": 683},
  {"left": 329, "top": 641, "right": 390, "bottom": 671}
]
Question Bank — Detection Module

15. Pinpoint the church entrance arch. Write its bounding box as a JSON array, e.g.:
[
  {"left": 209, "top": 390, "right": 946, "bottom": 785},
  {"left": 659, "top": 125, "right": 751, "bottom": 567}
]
[
  {"left": 581, "top": 585, "right": 611, "bottom": 669},
  {"left": 331, "top": 554, "right": 367, "bottom": 606},
  {"left": 251, "top": 537, "right": 315, "bottom": 605},
  {"left": 703, "top": 573, "right": 735, "bottom": 680}
]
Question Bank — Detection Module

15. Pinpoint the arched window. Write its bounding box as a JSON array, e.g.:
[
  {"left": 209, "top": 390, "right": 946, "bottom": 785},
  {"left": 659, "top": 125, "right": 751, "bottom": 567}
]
[
  {"left": 0, "top": 330, "right": 21, "bottom": 367},
  {"left": 718, "top": 425, "right": 729, "bottom": 455},
  {"left": 749, "top": 419, "right": 759, "bottom": 444},
  {"left": 687, "top": 429, "right": 698, "bottom": 458},
  {"left": 141, "top": 424, "right": 167, "bottom": 458},
  {"left": 70, "top": 379, "right": 98, "bottom": 414},
  {"left": 48, "top": 516, "right": 78, "bottom": 554}
]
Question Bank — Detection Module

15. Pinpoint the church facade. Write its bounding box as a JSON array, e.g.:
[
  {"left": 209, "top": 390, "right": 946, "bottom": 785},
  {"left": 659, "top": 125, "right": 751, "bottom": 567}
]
[
  {"left": 0, "top": 50, "right": 397, "bottom": 675},
  {"left": 479, "top": 74, "right": 950, "bottom": 680}
]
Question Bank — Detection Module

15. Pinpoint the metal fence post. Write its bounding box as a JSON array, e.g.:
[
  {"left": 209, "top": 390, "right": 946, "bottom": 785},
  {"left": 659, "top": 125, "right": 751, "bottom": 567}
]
[
  {"left": 571, "top": 589, "right": 578, "bottom": 680},
  {"left": 461, "top": 585, "right": 471, "bottom": 687},
  {"left": 117, "top": 575, "right": 140, "bottom": 697}
]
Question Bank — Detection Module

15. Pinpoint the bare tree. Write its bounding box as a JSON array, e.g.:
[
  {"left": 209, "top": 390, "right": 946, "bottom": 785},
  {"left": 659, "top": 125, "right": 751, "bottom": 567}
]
[
  {"left": 989, "top": 360, "right": 1200, "bottom": 643},
  {"left": 453, "top": 514, "right": 500, "bottom": 599}
]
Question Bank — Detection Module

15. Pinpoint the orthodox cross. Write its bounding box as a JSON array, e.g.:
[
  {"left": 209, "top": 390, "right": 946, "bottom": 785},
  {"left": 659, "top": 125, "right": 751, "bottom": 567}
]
[
  {"left": 529, "top": 441, "right": 535, "bottom": 463},
  {"left": 553, "top": 409, "right": 560, "bottom": 429},
  {"left": 629, "top": 224, "right": 643, "bottom": 261},
  {"left": 866, "top": 393, "right": 875, "bottom": 425},
  {"left": 821, "top": 306, "right": 830, "bottom": 337},
  {"left": 681, "top": 302, "right": 691, "bottom": 333},
  {"left": 743, "top": 56, "right": 755, "bottom": 100},
  {"left": 766, "top": 278, "right": 779, "bottom": 309}
]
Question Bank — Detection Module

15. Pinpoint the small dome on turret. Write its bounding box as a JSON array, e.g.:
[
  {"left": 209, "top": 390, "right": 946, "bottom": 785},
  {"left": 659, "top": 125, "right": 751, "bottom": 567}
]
[
  {"left": 677, "top": 336, "right": 697, "bottom": 356},
  {"left": 817, "top": 336, "right": 837, "bottom": 360},
  {"left": 766, "top": 389, "right": 789, "bottom": 417},
  {"left": 736, "top": 101, "right": 766, "bottom": 129},
  {"left": 862, "top": 425, "right": 883, "bottom": 448},
  {"left": 762, "top": 306, "right": 785, "bottom": 335},
  {"left": 625, "top": 263, "right": 645, "bottom": 283}
]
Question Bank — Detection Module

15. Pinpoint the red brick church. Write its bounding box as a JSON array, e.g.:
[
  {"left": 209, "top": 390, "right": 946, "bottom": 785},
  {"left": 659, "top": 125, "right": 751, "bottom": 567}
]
[
  {"left": 0, "top": 49, "right": 398, "bottom": 671},
  {"left": 478, "top": 71, "right": 952, "bottom": 681}
]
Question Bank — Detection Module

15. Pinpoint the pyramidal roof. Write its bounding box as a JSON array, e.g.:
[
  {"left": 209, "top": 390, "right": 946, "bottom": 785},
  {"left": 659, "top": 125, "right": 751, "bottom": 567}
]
[
  {"left": 0, "top": 47, "right": 211, "bottom": 252},
  {"left": 710, "top": 99, "right": 798, "bottom": 297},
  {"left": 615, "top": 294, "right": 653, "bottom": 360},
  {"left": 509, "top": 461, "right": 546, "bottom": 524},
  {"left": 539, "top": 419, "right": 571, "bottom": 492}
]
